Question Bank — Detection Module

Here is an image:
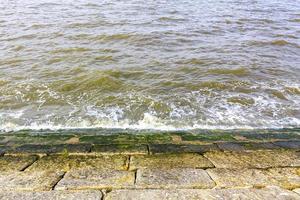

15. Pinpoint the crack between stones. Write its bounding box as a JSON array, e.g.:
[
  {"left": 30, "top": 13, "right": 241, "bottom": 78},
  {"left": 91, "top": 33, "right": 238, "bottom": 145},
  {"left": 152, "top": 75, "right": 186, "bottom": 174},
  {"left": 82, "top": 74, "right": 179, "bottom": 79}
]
[
  {"left": 126, "top": 155, "right": 131, "bottom": 170},
  {"left": 20, "top": 155, "right": 40, "bottom": 171},
  {"left": 51, "top": 171, "right": 66, "bottom": 191}
]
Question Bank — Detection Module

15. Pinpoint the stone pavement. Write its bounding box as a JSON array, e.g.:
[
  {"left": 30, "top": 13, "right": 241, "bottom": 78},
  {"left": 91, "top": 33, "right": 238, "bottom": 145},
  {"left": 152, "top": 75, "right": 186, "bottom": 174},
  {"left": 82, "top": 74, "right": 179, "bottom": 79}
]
[{"left": 0, "top": 129, "right": 299, "bottom": 199}]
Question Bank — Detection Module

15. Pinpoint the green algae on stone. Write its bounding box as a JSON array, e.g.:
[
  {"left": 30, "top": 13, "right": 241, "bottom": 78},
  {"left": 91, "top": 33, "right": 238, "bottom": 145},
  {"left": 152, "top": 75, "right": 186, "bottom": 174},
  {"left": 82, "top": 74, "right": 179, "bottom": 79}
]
[
  {"left": 80, "top": 133, "right": 172, "bottom": 144},
  {"left": 13, "top": 144, "right": 91, "bottom": 154},
  {"left": 92, "top": 144, "right": 148, "bottom": 155},
  {"left": 149, "top": 144, "right": 219, "bottom": 154}
]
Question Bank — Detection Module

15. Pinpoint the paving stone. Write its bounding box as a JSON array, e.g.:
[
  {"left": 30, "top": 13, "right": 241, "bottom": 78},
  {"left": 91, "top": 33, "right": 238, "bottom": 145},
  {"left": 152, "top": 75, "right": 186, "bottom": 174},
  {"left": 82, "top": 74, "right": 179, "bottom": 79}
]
[
  {"left": 130, "top": 153, "right": 214, "bottom": 170},
  {"left": 273, "top": 141, "right": 300, "bottom": 149},
  {"left": 12, "top": 144, "right": 91, "bottom": 154},
  {"left": 0, "top": 155, "right": 38, "bottom": 171},
  {"left": 207, "top": 167, "right": 300, "bottom": 189},
  {"left": 0, "top": 190, "right": 102, "bottom": 200},
  {"left": 135, "top": 168, "right": 215, "bottom": 189},
  {"left": 26, "top": 154, "right": 128, "bottom": 172},
  {"left": 92, "top": 144, "right": 148, "bottom": 155},
  {"left": 0, "top": 170, "right": 64, "bottom": 191},
  {"left": 105, "top": 186, "right": 300, "bottom": 200},
  {"left": 217, "top": 142, "right": 280, "bottom": 151},
  {"left": 149, "top": 144, "right": 219, "bottom": 154},
  {"left": 204, "top": 150, "right": 300, "bottom": 169},
  {"left": 55, "top": 168, "right": 134, "bottom": 190}
]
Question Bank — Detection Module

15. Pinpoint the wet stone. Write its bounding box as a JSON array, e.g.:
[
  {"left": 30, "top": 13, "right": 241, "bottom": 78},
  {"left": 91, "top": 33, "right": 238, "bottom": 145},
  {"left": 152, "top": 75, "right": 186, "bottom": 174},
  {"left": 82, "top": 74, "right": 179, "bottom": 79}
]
[
  {"left": 92, "top": 144, "right": 148, "bottom": 155},
  {"left": 149, "top": 144, "right": 219, "bottom": 154},
  {"left": 1, "top": 134, "right": 75, "bottom": 146},
  {"left": 273, "top": 141, "right": 300, "bottom": 149},
  {"left": 135, "top": 168, "right": 215, "bottom": 189},
  {"left": 79, "top": 134, "right": 172, "bottom": 145},
  {"left": 207, "top": 167, "right": 300, "bottom": 189},
  {"left": 0, "top": 155, "right": 38, "bottom": 171},
  {"left": 0, "top": 170, "right": 64, "bottom": 191},
  {"left": 55, "top": 168, "right": 135, "bottom": 190},
  {"left": 130, "top": 153, "right": 214, "bottom": 170},
  {"left": 217, "top": 142, "right": 280, "bottom": 151},
  {"left": 105, "top": 187, "right": 300, "bottom": 200},
  {"left": 12, "top": 144, "right": 91, "bottom": 154},
  {"left": 0, "top": 190, "right": 102, "bottom": 200},
  {"left": 26, "top": 154, "right": 128, "bottom": 172},
  {"left": 204, "top": 150, "right": 300, "bottom": 169}
]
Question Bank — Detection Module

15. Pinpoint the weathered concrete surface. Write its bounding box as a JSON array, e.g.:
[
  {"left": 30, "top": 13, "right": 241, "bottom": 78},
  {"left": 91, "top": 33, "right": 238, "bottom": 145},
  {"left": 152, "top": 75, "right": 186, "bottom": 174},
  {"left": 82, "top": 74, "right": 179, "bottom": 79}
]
[
  {"left": 26, "top": 154, "right": 128, "bottom": 172},
  {"left": 130, "top": 153, "right": 214, "bottom": 170},
  {"left": 149, "top": 144, "right": 219, "bottom": 154},
  {"left": 0, "top": 155, "right": 38, "bottom": 171},
  {"left": 204, "top": 150, "right": 300, "bottom": 169},
  {"left": 0, "top": 171, "right": 64, "bottom": 191},
  {"left": 0, "top": 190, "right": 102, "bottom": 200},
  {"left": 92, "top": 144, "right": 148, "bottom": 155},
  {"left": 207, "top": 167, "right": 300, "bottom": 189},
  {"left": 135, "top": 168, "right": 215, "bottom": 189},
  {"left": 105, "top": 186, "right": 300, "bottom": 200},
  {"left": 55, "top": 169, "right": 135, "bottom": 190}
]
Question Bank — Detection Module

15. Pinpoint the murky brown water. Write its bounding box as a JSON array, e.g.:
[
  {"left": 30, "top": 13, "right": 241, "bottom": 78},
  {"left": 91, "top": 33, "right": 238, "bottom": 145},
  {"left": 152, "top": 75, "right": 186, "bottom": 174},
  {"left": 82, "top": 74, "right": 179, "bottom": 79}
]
[{"left": 0, "top": 0, "right": 300, "bottom": 131}]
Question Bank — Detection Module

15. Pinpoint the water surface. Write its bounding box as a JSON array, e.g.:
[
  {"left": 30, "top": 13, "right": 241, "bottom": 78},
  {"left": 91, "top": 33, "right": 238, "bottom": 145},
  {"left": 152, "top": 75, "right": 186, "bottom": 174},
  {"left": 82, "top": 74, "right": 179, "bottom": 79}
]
[{"left": 0, "top": 0, "right": 300, "bottom": 131}]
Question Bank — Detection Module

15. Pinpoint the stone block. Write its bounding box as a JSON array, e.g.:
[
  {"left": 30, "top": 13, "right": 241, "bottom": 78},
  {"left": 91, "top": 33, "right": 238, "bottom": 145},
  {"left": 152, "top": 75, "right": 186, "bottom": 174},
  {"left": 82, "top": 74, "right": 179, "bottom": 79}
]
[
  {"left": 55, "top": 168, "right": 134, "bottom": 190},
  {"left": 105, "top": 186, "right": 300, "bottom": 200},
  {"left": 92, "top": 144, "right": 148, "bottom": 155},
  {"left": 130, "top": 153, "right": 214, "bottom": 170},
  {"left": 204, "top": 150, "right": 300, "bottom": 168},
  {"left": 26, "top": 154, "right": 128, "bottom": 172},
  {"left": 135, "top": 168, "right": 215, "bottom": 189},
  {"left": 217, "top": 142, "right": 280, "bottom": 151},
  {"left": 0, "top": 155, "right": 38, "bottom": 171},
  {"left": 273, "top": 141, "right": 300, "bottom": 149},
  {"left": 207, "top": 167, "right": 300, "bottom": 189},
  {"left": 12, "top": 144, "right": 91, "bottom": 154},
  {"left": 149, "top": 144, "right": 219, "bottom": 154},
  {"left": 0, "top": 190, "right": 102, "bottom": 200},
  {"left": 0, "top": 170, "right": 64, "bottom": 191}
]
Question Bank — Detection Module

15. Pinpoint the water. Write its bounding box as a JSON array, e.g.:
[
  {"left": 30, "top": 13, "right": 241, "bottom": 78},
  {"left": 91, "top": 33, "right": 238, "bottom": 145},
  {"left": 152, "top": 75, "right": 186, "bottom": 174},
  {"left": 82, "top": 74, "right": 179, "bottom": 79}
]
[{"left": 0, "top": 0, "right": 300, "bottom": 132}]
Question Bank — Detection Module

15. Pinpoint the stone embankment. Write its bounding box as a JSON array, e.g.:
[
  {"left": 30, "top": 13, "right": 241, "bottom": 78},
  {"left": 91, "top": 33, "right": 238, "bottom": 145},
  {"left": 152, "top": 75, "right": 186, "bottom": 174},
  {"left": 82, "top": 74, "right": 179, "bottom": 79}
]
[{"left": 0, "top": 129, "right": 299, "bottom": 199}]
